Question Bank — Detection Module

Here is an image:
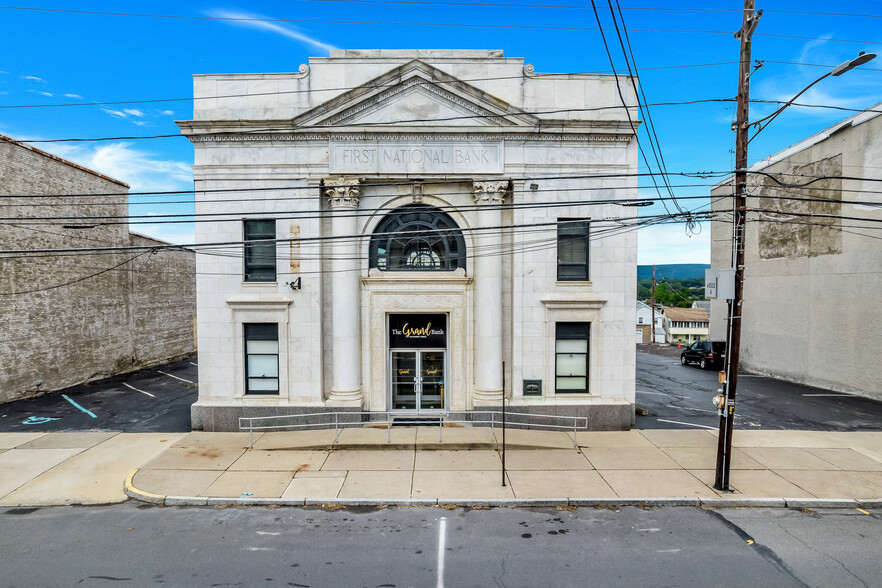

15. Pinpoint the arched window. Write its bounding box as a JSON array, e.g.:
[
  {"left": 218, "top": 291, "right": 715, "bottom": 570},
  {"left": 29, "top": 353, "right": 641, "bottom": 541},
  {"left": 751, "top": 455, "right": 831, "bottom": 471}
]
[{"left": 369, "top": 205, "right": 466, "bottom": 272}]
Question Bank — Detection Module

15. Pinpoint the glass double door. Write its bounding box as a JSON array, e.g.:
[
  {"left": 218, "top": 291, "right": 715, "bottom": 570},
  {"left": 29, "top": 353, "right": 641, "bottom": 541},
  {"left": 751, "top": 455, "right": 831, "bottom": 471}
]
[{"left": 390, "top": 349, "right": 445, "bottom": 411}]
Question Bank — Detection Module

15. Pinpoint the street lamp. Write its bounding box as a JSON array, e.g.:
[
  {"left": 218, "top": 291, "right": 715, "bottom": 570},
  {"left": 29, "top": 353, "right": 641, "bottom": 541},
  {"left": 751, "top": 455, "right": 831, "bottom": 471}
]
[
  {"left": 714, "top": 37, "right": 877, "bottom": 492},
  {"left": 750, "top": 52, "right": 877, "bottom": 140}
]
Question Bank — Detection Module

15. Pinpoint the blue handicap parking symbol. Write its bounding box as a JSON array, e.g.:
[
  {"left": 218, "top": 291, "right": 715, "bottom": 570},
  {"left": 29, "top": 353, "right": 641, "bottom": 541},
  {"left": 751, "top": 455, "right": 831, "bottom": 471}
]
[{"left": 22, "top": 416, "right": 61, "bottom": 425}]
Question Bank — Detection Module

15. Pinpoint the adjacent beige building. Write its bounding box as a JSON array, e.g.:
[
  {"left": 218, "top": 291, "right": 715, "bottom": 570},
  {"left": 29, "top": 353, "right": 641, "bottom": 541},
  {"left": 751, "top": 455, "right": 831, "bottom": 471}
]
[
  {"left": 662, "top": 307, "right": 708, "bottom": 344},
  {"left": 709, "top": 104, "right": 882, "bottom": 400},
  {"left": 0, "top": 134, "right": 197, "bottom": 403}
]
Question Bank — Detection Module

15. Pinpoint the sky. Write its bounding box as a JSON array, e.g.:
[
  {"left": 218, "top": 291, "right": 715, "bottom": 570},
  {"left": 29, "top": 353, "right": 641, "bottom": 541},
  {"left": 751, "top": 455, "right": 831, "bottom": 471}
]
[{"left": 1, "top": 1, "right": 880, "bottom": 264}]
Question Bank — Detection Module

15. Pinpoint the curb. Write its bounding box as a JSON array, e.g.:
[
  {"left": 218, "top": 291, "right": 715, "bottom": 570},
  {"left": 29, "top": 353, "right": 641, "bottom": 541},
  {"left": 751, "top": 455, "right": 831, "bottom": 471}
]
[{"left": 123, "top": 471, "right": 881, "bottom": 510}]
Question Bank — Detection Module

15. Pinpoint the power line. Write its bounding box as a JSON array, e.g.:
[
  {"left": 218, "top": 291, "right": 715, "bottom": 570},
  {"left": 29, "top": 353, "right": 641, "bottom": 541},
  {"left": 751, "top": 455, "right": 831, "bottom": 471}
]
[
  {"left": 298, "top": 0, "right": 882, "bottom": 19},
  {"left": 5, "top": 60, "right": 878, "bottom": 111},
  {"left": 17, "top": 99, "right": 881, "bottom": 144},
  {"left": 2, "top": 6, "right": 879, "bottom": 43}
]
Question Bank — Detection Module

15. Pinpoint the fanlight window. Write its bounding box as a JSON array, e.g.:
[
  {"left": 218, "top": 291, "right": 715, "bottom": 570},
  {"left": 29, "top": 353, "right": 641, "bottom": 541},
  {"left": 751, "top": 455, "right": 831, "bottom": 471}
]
[{"left": 369, "top": 205, "right": 466, "bottom": 272}]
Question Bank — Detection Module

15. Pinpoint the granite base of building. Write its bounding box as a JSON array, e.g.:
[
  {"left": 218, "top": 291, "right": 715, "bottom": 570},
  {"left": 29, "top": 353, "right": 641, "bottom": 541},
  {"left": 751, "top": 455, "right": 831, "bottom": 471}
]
[{"left": 191, "top": 403, "right": 635, "bottom": 432}]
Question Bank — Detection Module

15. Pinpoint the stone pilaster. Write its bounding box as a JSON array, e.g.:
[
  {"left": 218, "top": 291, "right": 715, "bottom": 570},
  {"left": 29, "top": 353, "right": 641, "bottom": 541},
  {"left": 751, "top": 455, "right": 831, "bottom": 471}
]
[
  {"left": 472, "top": 180, "right": 509, "bottom": 405},
  {"left": 323, "top": 177, "right": 363, "bottom": 406}
]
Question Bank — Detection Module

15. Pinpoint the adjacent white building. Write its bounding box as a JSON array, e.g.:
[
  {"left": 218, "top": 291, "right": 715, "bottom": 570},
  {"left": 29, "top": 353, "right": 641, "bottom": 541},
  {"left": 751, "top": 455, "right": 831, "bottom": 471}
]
[
  {"left": 178, "top": 50, "right": 639, "bottom": 430},
  {"left": 636, "top": 301, "right": 664, "bottom": 344},
  {"left": 709, "top": 104, "right": 882, "bottom": 400}
]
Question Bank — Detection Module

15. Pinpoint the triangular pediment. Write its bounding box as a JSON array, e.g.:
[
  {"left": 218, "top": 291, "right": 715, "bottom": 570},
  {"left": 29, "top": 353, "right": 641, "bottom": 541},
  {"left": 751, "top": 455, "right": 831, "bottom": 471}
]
[{"left": 294, "top": 60, "right": 539, "bottom": 128}]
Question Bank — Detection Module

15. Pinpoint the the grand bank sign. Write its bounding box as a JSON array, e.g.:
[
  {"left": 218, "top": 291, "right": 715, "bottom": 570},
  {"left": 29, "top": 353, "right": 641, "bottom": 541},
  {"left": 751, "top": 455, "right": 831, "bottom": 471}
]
[{"left": 330, "top": 140, "right": 503, "bottom": 174}]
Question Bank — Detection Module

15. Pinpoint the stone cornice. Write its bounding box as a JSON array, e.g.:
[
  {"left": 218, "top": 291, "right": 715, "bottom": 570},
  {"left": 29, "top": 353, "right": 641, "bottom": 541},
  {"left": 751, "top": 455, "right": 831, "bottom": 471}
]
[{"left": 186, "top": 132, "right": 632, "bottom": 143}]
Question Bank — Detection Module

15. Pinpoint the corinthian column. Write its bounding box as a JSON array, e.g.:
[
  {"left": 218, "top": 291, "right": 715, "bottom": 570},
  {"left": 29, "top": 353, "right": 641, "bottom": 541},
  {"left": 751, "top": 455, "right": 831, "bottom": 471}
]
[
  {"left": 324, "top": 177, "right": 363, "bottom": 406},
  {"left": 472, "top": 180, "right": 508, "bottom": 405}
]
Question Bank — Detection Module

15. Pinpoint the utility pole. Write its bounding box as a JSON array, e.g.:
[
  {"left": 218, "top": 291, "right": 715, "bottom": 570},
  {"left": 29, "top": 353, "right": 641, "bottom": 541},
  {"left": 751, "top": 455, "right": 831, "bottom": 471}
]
[
  {"left": 715, "top": 1, "right": 760, "bottom": 491},
  {"left": 651, "top": 264, "right": 656, "bottom": 344}
]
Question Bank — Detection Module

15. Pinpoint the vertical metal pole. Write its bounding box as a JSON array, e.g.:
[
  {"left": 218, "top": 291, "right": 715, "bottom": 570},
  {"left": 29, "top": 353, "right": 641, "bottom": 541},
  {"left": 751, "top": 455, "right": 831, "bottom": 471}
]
[
  {"left": 651, "top": 264, "right": 656, "bottom": 344},
  {"left": 501, "top": 361, "right": 506, "bottom": 487},
  {"left": 490, "top": 411, "right": 495, "bottom": 442},
  {"left": 716, "top": 0, "right": 758, "bottom": 491},
  {"left": 334, "top": 412, "right": 339, "bottom": 444},
  {"left": 387, "top": 414, "right": 391, "bottom": 444}
]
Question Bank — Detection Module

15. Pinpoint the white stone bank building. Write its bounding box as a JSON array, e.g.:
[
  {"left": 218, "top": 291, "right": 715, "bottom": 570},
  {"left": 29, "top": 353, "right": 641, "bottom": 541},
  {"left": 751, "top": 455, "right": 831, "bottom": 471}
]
[{"left": 178, "top": 50, "right": 639, "bottom": 431}]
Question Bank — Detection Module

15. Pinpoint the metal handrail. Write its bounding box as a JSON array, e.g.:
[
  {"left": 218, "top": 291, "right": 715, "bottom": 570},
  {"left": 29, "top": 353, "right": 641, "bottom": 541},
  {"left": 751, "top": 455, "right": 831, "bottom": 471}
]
[{"left": 238, "top": 410, "right": 588, "bottom": 448}]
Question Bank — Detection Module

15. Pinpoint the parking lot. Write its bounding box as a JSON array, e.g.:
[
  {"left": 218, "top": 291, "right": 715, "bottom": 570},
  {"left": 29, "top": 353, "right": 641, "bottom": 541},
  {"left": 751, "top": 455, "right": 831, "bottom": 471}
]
[
  {"left": 636, "top": 346, "right": 882, "bottom": 431},
  {"left": 0, "top": 356, "right": 198, "bottom": 433},
  {"left": 3, "top": 349, "right": 880, "bottom": 434}
]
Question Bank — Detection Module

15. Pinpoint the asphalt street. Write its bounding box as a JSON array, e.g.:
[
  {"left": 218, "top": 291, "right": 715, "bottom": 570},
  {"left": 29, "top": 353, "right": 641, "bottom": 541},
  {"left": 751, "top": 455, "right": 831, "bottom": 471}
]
[
  {"left": 636, "top": 351, "right": 882, "bottom": 431},
  {"left": 0, "top": 503, "right": 879, "bottom": 587},
  {"left": 0, "top": 357, "right": 197, "bottom": 433}
]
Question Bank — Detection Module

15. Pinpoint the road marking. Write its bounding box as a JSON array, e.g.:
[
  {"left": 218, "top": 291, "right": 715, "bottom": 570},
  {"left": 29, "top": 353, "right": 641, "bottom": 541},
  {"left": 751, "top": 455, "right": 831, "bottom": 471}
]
[
  {"left": 437, "top": 516, "right": 447, "bottom": 588},
  {"left": 22, "top": 416, "right": 60, "bottom": 425},
  {"left": 856, "top": 508, "right": 870, "bottom": 515},
  {"left": 62, "top": 394, "right": 97, "bottom": 418},
  {"left": 188, "top": 362, "right": 198, "bottom": 367},
  {"left": 802, "top": 393, "right": 847, "bottom": 397},
  {"left": 655, "top": 419, "right": 716, "bottom": 430},
  {"left": 123, "top": 382, "right": 155, "bottom": 398},
  {"left": 256, "top": 532, "right": 280, "bottom": 536},
  {"left": 158, "top": 370, "right": 194, "bottom": 384}
]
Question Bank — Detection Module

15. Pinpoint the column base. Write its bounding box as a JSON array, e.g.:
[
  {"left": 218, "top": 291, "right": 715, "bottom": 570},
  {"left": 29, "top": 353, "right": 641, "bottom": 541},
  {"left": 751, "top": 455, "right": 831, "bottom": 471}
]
[
  {"left": 326, "top": 387, "right": 363, "bottom": 407},
  {"left": 472, "top": 386, "right": 504, "bottom": 406}
]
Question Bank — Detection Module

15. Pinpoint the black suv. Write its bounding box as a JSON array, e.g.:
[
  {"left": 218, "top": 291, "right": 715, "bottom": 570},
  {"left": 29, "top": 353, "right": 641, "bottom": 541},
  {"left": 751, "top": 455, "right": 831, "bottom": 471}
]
[{"left": 680, "top": 340, "right": 726, "bottom": 370}]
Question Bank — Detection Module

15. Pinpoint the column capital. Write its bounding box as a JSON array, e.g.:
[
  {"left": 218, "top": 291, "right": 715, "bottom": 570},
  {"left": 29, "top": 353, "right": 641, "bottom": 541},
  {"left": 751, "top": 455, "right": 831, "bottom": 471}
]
[
  {"left": 324, "top": 177, "right": 361, "bottom": 209},
  {"left": 473, "top": 180, "right": 510, "bottom": 204}
]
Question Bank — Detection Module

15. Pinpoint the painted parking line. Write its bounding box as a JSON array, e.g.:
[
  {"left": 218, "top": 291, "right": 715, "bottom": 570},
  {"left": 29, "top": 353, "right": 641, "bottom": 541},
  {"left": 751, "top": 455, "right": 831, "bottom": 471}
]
[
  {"left": 158, "top": 370, "right": 194, "bottom": 384},
  {"left": 655, "top": 419, "right": 716, "bottom": 430},
  {"left": 802, "top": 393, "right": 848, "bottom": 397},
  {"left": 61, "top": 394, "right": 97, "bottom": 418},
  {"left": 188, "top": 362, "right": 198, "bottom": 367},
  {"left": 123, "top": 382, "right": 156, "bottom": 398}
]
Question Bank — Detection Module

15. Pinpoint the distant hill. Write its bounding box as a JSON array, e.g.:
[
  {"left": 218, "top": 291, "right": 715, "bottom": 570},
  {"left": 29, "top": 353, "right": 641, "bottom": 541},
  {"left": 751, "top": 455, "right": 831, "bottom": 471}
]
[{"left": 637, "top": 264, "right": 710, "bottom": 280}]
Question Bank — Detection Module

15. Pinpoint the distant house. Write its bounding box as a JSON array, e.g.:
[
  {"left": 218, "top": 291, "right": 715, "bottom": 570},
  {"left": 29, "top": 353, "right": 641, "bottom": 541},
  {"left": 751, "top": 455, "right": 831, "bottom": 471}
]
[
  {"left": 636, "top": 301, "right": 664, "bottom": 344},
  {"left": 662, "top": 307, "right": 709, "bottom": 344},
  {"left": 0, "top": 134, "right": 197, "bottom": 403},
  {"left": 709, "top": 102, "right": 882, "bottom": 401}
]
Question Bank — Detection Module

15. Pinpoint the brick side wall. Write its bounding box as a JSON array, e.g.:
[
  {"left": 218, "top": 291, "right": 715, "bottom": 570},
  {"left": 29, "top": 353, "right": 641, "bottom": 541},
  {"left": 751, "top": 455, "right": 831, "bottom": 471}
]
[
  {"left": 0, "top": 140, "right": 195, "bottom": 403},
  {"left": 129, "top": 233, "right": 196, "bottom": 368}
]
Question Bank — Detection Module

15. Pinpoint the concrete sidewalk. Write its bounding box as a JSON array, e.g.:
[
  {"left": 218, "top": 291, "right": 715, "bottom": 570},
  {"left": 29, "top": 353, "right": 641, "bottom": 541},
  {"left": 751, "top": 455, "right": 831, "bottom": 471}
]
[{"left": 4, "top": 428, "right": 880, "bottom": 508}]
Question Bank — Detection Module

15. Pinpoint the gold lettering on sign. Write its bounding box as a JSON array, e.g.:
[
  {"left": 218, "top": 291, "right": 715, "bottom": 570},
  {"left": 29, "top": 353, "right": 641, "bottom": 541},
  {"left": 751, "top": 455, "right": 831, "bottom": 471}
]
[
  {"left": 402, "top": 322, "right": 432, "bottom": 338},
  {"left": 398, "top": 369, "right": 411, "bottom": 375}
]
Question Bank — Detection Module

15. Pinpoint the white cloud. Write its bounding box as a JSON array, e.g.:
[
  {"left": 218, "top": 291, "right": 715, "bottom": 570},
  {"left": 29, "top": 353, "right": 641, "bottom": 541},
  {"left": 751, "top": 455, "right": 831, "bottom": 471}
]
[
  {"left": 160, "top": 110, "right": 175, "bottom": 116},
  {"left": 123, "top": 108, "right": 145, "bottom": 117},
  {"left": 102, "top": 108, "right": 128, "bottom": 119},
  {"left": 637, "top": 222, "right": 711, "bottom": 265},
  {"left": 130, "top": 223, "right": 195, "bottom": 246},
  {"left": 753, "top": 38, "right": 882, "bottom": 121},
  {"left": 20, "top": 75, "right": 46, "bottom": 83},
  {"left": 48, "top": 142, "right": 193, "bottom": 194},
  {"left": 64, "top": 93, "right": 83, "bottom": 99},
  {"left": 207, "top": 9, "right": 337, "bottom": 53},
  {"left": 26, "top": 89, "right": 53, "bottom": 96}
]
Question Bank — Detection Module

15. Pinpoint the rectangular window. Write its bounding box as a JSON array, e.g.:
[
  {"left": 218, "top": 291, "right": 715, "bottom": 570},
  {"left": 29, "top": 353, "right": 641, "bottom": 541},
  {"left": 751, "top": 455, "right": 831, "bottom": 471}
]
[
  {"left": 245, "top": 323, "right": 279, "bottom": 395},
  {"left": 557, "top": 219, "right": 590, "bottom": 281},
  {"left": 555, "top": 322, "right": 589, "bottom": 393},
  {"left": 244, "top": 219, "right": 277, "bottom": 282}
]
